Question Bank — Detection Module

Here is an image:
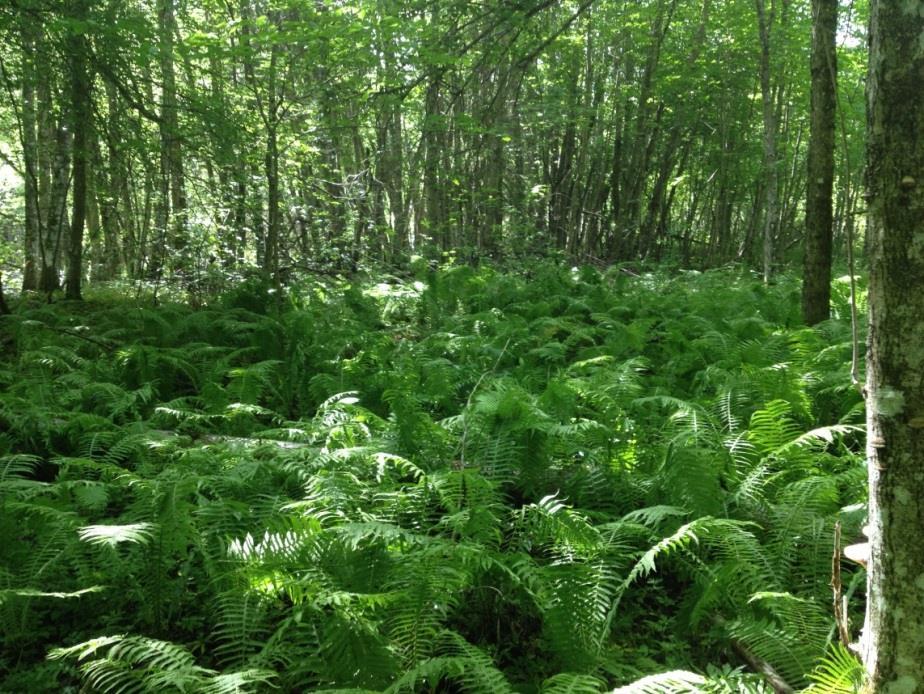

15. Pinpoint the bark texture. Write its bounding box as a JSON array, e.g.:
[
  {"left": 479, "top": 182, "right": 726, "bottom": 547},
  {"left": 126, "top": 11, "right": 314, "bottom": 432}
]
[
  {"left": 801, "top": 0, "right": 836, "bottom": 325},
  {"left": 863, "top": 1, "right": 924, "bottom": 689}
]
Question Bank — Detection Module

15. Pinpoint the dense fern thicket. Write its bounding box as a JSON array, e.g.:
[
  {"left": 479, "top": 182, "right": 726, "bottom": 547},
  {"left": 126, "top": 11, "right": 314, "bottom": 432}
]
[{"left": 0, "top": 266, "right": 867, "bottom": 693}]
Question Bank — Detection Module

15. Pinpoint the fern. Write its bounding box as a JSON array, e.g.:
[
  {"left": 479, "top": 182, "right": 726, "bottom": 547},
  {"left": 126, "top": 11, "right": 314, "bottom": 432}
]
[
  {"left": 0, "top": 268, "right": 867, "bottom": 692},
  {"left": 611, "top": 670, "right": 706, "bottom": 693},
  {"left": 805, "top": 643, "right": 864, "bottom": 693},
  {"left": 387, "top": 631, "right": 513, "bottom": 693},
  {"left": 541, "top": 672, "right": 607, "bottom": 693},
  {"left": 49, "top": 635, "right": 276, "bottom": 693},
  {"left": 78, "top": 522, "right": 156, "bottom": 547}
]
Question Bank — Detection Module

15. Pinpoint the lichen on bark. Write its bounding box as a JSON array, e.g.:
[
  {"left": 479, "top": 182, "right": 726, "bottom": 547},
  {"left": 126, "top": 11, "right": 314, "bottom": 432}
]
[{"left": 863, "top": 0, "right": 924, "bottom": 688}]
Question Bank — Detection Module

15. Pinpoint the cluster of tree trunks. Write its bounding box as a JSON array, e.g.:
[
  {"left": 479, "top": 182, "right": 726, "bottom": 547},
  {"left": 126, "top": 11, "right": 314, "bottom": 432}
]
[{"left": 4, "top": 0, "right": 862, "bottom": 291}]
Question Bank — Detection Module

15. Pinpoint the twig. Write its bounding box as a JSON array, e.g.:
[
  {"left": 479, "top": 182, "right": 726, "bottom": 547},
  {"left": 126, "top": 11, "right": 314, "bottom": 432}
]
[
  {"left": 31, "top": 321, "right": 115, "bottom": 350},
  {"left": 832, "top": 521, "right": 852, "bottom": 646}
]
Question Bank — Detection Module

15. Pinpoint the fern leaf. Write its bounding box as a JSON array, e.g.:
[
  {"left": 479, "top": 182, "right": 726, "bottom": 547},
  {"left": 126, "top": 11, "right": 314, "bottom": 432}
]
[
  {"left": 805, "top": 643, "right": 864, "bottom": 693},
  {"left": 541, "top": 673, "right": 606, "bottom": 693},
  {"left": 78, "top": 522, "right": 156, "bottom": 547},
  {"left": 610, "top": 670, "right": 706, "bottom": 693}
]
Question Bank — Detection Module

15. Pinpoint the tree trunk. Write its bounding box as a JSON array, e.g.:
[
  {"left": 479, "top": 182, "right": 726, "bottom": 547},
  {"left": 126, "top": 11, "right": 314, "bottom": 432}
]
[
  {"left": 97, "top": 132, "right": 123, "bottom": 280},
  {"left": 21, "top": 24, "right": 40, "bottom": 292},
  {"left": 137, "top": 139, "right": 156, "bottom": 279},
  {"left": 65, "top": 0, "right": 91, "bottom": 300},
  {"left": 264, "top": 121, "right": 280, "bottom": 281},
  {"left": 802, "top": 0, "right": 837, "bottom": 324},
  {"left": 86, "top": 149, "right": 102, "bottom": 280},
  {"left": 350, "top": 114, "right": 369, "bottom": 267},
  {"left": 40, "top": 123, "right": 70, "bottom": 294},
  {"left": 158, "top": 0, "right": 187, "bottom": 268},
  {"left": 863, "top": 0, "right": 924, "bottom": 687},
  {"left": 0, "top": 274, "right": 9, "bottom": 315},
  {"left": 756, "top": 0, "right": 778, "bottom": 283},
  {"left": 422, "top": 76, "right": 445, "bottom": 251}
]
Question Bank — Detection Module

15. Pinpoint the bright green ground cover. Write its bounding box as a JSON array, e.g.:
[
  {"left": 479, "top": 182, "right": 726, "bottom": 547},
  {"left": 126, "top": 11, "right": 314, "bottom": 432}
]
[{"left": 0, "top": 265, "right": 867, "bottom": 692}]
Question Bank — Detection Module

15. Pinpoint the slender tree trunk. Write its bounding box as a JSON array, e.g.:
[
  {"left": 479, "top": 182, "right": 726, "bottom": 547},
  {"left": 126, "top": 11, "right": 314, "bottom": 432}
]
[
  {"left": 158, "top": 0, "right": 187, "bottom": 267},
  {"left": 40, "top": 123, "right": 70, "bottom": 293},
  {"left": 97, "top": 135, "right": 122, "bottom": 280},
  {"left": 104, "top": 80, "right": 130, "bottom": 277},
  {"left": 376, "top": 105, "right": 407, "bottom": 257},
  {"left": 86, "top": 151, "right": 102, "bottom": 279},
  {"left": 550, "top": 91, "right": 578, "bottom": 250},
  {"left": 251, "top": 161, "right": 266, "bottom": 267},
  {"left": 65, "top": 0, "right": 91, "bottom": 300},
  {"left": 802, "top": 0, "right": 837, "bottom": 324},
  {"left": 264, "top": 120, "right": 280, "bottom": 281},
  {"left": 21, "top": 26, "right": 40, "bottom": 291},
  {"left": 862, "top": 2, "right": 924, "bottom": 687},
  {"left": 350, "top": 115, "right": 370, "bottom": 266},
  {"left": 137, "top": 145, "right": 155, "bottom": 278},
  {"left": 233, "top": 173, "right": 247, "bottom": 266},
  {"left": 482, "top": 74, "right": 508, "bottom": 256},
  {"left": 206, "top": 39, "right": 238, "bottom": 268},
  {"left": 422, "top": 76, "right": 444, "bottom": 251},
  {"left": 756, "top": 0, "right": 778, "bottom": 283},
  {"left": 36, "top": 59, "right": 66, "bottom": 294}
]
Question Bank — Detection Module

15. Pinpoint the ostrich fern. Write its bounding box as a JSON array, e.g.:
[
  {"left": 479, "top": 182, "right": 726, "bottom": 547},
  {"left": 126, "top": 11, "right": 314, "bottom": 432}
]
[{"left": 0, "top": 267, "right": 865, "bottom": 692}]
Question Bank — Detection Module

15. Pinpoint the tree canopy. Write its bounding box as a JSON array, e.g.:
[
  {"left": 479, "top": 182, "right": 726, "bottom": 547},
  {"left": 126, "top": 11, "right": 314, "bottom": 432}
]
[{"left": 0, "top": 0, "right": 867, "bottom": 283}]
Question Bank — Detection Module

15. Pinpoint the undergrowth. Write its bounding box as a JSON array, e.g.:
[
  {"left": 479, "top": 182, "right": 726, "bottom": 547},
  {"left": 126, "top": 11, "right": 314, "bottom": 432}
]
[{"left": 0, "top": 265, "right": 867, "bottom": 692}]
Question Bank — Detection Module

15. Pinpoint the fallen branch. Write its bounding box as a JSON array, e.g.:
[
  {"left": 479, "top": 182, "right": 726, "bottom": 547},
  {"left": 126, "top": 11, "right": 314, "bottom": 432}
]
[{"left": 713, "top": 615, "right": 795, "bottom": 694}]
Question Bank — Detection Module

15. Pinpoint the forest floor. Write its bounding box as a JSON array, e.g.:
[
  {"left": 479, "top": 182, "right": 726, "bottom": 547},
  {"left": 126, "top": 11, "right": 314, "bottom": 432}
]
[{"left": 0, "top": 264, "right": 867, "bottom": 693}]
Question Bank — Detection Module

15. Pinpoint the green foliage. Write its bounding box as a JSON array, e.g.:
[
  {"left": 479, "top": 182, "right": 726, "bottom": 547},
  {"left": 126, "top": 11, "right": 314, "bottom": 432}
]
[
  {"left": 805, "top": 644, "right": 865, "bottom": 694},
  {"left": 0, "top": 267, "right": 865, "bottom": 692}
]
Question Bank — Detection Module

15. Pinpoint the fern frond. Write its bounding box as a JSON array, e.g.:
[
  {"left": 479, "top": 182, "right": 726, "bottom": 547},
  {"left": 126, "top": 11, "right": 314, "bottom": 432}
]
[
  {"left": 0, "top": 453, "right": 42, "bottom": 481},
  {"left": 386, "top": 631, "right": 513, "bottom": 693},
  {"left": 201, "top": 669, "right": 279, "bottom": 694},
  {"left": 621, "top": 505, "right": 689, "bottom": 529},
  {"left": 610, "top": 670, "right": 706, "bottom": 693},
  {"left": 78, "top": 522, "right": 156, "bottom": 547},
  {"left": 212, "top": 590, "right": 275, "bottom": 667},
  {"left": 805, "top": 643, "right": 864, "bottom": 693},
  {"left": 541, "top": 672, "right": 606, "bottom": 693}
]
